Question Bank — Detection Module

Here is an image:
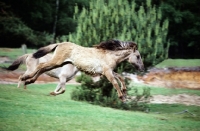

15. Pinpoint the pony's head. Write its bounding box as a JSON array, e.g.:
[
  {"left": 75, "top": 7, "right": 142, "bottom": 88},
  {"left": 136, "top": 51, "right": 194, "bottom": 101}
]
[
  {"left": 95, "top": 39, "right": 144, "bottom": 71},
  {"left": 128, "top": 49, "right": 144, "bottom": 71}
]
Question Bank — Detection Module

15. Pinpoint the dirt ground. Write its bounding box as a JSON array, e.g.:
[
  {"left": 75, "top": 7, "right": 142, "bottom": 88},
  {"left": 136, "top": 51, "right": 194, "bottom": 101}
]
[
  {"left": 0, "top": 56, "right": 200, "bottom": 106},
  {"left": 140, "top": 67, "right": 200, "bottom": 89}
]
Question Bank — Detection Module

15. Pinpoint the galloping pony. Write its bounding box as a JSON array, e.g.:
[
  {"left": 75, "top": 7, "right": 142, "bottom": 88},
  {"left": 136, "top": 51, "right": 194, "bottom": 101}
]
[
  {"left": 5, "top": 53, "right": 78, "bottom": 95},
  {"left": 21, "top": 40, "right": 144, "bottom": 101}
]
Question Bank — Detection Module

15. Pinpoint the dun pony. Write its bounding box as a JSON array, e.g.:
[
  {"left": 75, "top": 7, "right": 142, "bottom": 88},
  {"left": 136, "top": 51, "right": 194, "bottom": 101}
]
[{"left": 22, "top": 40, "right": 144, "bottom": 101}]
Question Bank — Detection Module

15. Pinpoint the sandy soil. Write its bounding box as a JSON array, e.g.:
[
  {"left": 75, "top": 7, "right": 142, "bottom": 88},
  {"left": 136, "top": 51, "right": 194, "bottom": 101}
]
[
  {"left": 150, "top": 94, "right": 200, "bottom": 106},
  {"left": 141, "top": 67, "right": 200, "bottom": 89},
  {"left": 0, "top": 56, "right": 200, "bottom": 106}
]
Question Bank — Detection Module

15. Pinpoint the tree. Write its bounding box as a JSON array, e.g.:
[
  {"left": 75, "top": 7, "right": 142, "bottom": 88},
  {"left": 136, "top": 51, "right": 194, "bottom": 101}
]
[
  {"left": 0, "top": 0, "right": 89, "bottom": 47},
  {"left": 69, "top": 0, "right": 170, "bottom": 67},
  {"left": 0, "top": 1, "right": 53, "bottom": 47},
  {"left": 159, "top": 0, "right": 200, "bottom": 58},
  {"left": 69, "top": 0, "right": 169, "bottom": 108},
  {"left": 52, "top": 0, "right": 59, "bottom": 41}
]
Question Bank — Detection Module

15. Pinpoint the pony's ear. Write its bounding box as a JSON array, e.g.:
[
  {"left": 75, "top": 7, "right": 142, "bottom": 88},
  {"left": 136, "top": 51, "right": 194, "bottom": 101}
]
[{"left": 131, "top": 42, "right": 137, "bottom": 52}]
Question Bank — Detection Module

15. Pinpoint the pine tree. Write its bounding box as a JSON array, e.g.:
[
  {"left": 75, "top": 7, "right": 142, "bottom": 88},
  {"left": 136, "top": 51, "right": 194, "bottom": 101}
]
[
  {"left": 70, "top": 0, "right": 164, "bottom": 107},
  {"left": 69, "top": 0, "right": 170, "bottom": 67}
]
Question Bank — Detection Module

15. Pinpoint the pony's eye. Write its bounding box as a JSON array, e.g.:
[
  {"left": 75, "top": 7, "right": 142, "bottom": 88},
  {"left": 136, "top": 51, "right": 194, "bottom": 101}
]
[{"left": 137, "top": 56, "right": 140, "bottom": 59}]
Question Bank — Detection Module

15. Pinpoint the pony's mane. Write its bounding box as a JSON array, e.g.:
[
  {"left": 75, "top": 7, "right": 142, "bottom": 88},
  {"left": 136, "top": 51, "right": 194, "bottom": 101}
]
[{"left": 94, "top": 40, "right": 137, "bottom": 51}]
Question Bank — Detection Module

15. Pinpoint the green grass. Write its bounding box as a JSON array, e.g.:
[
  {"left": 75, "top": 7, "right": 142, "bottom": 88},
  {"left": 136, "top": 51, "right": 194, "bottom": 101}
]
[
  {"left": 0, "top": 48, "right": 35, "bottom": 70},
  {"left": 0, "top": 84, "right": 200, "bottom": 131},
  {"left": 0, "top": 48, "right": 35, "bottom": 60},
  {"left": 1, "top": 48, "right": 200, "bottom": 130},
  {"left": 155, "top": 59, "right": 200, "bottom": 68},
  {"left": 129, "top": 84, "right": 200, "bottom": 96}
]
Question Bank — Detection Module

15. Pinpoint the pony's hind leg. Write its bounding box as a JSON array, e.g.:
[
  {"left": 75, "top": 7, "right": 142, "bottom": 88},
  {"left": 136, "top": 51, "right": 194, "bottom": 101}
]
[
  {"left": 17, "top": 75, "right": 22, "bottom": 88},
  {"left": 18, "top": 75, "right": 26, "bottom": 89},
  {"left": 24, "top": 62, "right": 54, "bottom": 85},
  {"left": 24, "top": 59, "right": 69, "bottom": 85}
]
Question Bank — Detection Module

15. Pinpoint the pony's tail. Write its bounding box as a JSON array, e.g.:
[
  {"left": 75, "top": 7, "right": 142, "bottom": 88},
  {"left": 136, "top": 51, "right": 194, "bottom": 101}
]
[
  {"left": 33, "top": 44, "right": 58, "bottom": 59},
  {"left": 5, "top": 54, "right": 29, "bottom": 71}
]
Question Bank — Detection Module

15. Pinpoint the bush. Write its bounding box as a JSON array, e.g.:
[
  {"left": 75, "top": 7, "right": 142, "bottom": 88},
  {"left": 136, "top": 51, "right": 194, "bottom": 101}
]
[{"left": 71, "top": 73, "right": 151, "bottom": 111}]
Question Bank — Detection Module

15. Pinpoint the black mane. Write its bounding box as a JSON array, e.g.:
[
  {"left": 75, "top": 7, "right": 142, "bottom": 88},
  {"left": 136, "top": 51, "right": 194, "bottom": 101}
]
[{"left": 94, "top": 39, "right": 137, "bottom": 51}]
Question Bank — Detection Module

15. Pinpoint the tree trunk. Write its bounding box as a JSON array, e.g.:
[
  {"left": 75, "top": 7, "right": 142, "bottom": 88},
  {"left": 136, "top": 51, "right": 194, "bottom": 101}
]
[{"left": 52, "top": 0, "right": 59, "bottom": 43}]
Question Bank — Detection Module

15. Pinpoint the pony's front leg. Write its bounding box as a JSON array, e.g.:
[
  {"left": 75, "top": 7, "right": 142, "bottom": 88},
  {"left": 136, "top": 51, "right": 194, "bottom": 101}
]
[
  {"left": 104, "top": 70, "right": 125, "bottom": 102},
  {"left": 114, "top": 72, "right": 127, "bottom": 97},
  {"left": 50, "top": 83, "right": 62, "bottom": 95},
  {"left": 50, "top": 83, "right": 65, "bottom": 96},
  {"left": 51, "top": 74, "right": 67, "bottom": 95},
  {"left": 50, "top": 81, "right": 66, "bottom": 95}
]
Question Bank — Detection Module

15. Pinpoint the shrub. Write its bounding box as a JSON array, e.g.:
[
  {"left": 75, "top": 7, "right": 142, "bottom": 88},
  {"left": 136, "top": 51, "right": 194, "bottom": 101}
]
[{"left": 71, "top": 73, "right": 151, "bottom": 111}]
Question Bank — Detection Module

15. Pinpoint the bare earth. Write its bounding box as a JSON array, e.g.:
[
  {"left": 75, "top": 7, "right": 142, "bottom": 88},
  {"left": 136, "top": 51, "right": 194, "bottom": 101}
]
[{"left": 0, "top": 56, "right": 200, "bottom": 106}]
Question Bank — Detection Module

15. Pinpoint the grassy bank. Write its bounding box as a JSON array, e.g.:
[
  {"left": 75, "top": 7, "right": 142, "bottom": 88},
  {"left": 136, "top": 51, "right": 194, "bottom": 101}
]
[
  {"left": 0, "top": 84, "right": 200, "bottom": 131},
  {"left": 156, "top": 59, "right": 200, "bottom": 68},
  {"left": 0, "top": 48, "right": 35, "bottom": 60}
]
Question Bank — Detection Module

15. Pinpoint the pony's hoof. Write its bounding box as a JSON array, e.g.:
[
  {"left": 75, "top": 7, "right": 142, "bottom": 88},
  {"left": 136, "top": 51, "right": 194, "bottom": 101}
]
[
  {"left": 21, "top": 76, "right": 28, "bottom": 81},
  {"left": 123, "top": 89, "right": 127, "bottom": 95},
  {"left": 119, "top": 96, "right": 127, "bottom": 103},
  {"left": 25, "top": 81, "right": 30, "bottom": 85},
  {"left": 60, "top": 90, "right": 65, "bottom": 94},
  {"left": 122, "top": 90, "right": 127, "bottom": 99},
  {"left": 50, "top": 92, "right": 56, "bottom": 95},
  {"left": 25, "top": 80, "right": 34, "bottom": 85}
]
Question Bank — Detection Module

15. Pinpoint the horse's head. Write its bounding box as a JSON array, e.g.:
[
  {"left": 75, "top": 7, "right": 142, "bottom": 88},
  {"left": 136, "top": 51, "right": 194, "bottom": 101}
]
[{"left": 128, "top": 50, "right": 144, "bottom": 71}]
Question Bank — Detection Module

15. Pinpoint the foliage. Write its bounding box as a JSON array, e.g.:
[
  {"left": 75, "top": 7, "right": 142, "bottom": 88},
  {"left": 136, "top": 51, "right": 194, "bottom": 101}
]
[
  {"left": 0, "top": 48, "right": 35, "bottom": 60},
  {"left": 0, "top": 0, "right": 200, "bottom": 58},
  {"left": 69, "top": 0, "right": 170, "bottom": 67},
  {"left": 0, "top": 16, "right": 53, "bottom": 47},
  {"left": 71, "top": 73, "right": 150, "bottom": 111},
  {"left": 159, "top": 0, "right": 200, "bottom": 58},
  {"left": 69, "top": 0, "right": 168, "bottom": 110},
  {"left": 0, "top": 0, "right": 89, "bottom": 47}
]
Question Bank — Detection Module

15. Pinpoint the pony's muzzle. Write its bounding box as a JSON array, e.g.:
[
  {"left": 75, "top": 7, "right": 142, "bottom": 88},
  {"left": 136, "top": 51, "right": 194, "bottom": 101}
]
[
  {"left": 139, "top": 65, "right": 145, "bottom": 71},
  {"left": 133, "top": 64, "right": 144, "bottom": 71}
]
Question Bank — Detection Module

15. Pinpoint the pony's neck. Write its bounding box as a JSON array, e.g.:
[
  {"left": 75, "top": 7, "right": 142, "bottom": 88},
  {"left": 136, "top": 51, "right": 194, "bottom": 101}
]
[{"left": 111, "top": 49, "right": 132, "bottom": 64}]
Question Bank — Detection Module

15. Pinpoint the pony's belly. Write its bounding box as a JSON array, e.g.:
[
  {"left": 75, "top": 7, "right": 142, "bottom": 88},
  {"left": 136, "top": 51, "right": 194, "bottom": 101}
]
[
  {"left": 45, "top": 68, "right": 61, "bottom": 78},
  {"left": 80, "top": 67, "right": 102, "bottom": 76},
  {"left": 75, "top": 60, "right": 103, "bottom": 76}
]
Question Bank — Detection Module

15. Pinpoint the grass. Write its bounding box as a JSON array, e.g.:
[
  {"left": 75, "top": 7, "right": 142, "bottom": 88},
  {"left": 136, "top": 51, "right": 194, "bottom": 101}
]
[
  {"left": 0, "top": 48, "right": 35, "bottom": 70},
  {"left": 0, "top": 48, "right": 35, "bottom": 60},
  {"left": 0, "top": 83, "right": 200, "bottom": 131},
  {"left": 0, "top": 48, "right": 200, "bottom": 130},
  {"left": 155, "top": 59, "right": 200, "bottom": 68},
  {"left": 129, "top": 84, "right": 200, "bottom": 96}
]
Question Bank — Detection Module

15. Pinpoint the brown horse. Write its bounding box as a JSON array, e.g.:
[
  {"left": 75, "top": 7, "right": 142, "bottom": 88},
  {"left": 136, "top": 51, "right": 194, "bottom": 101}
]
[
  {"left": 22, "top": 40, "right": 144, "bottom": 101},
  {"left": 5, "top": 53, "right": 78, "bottom": 95}
]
